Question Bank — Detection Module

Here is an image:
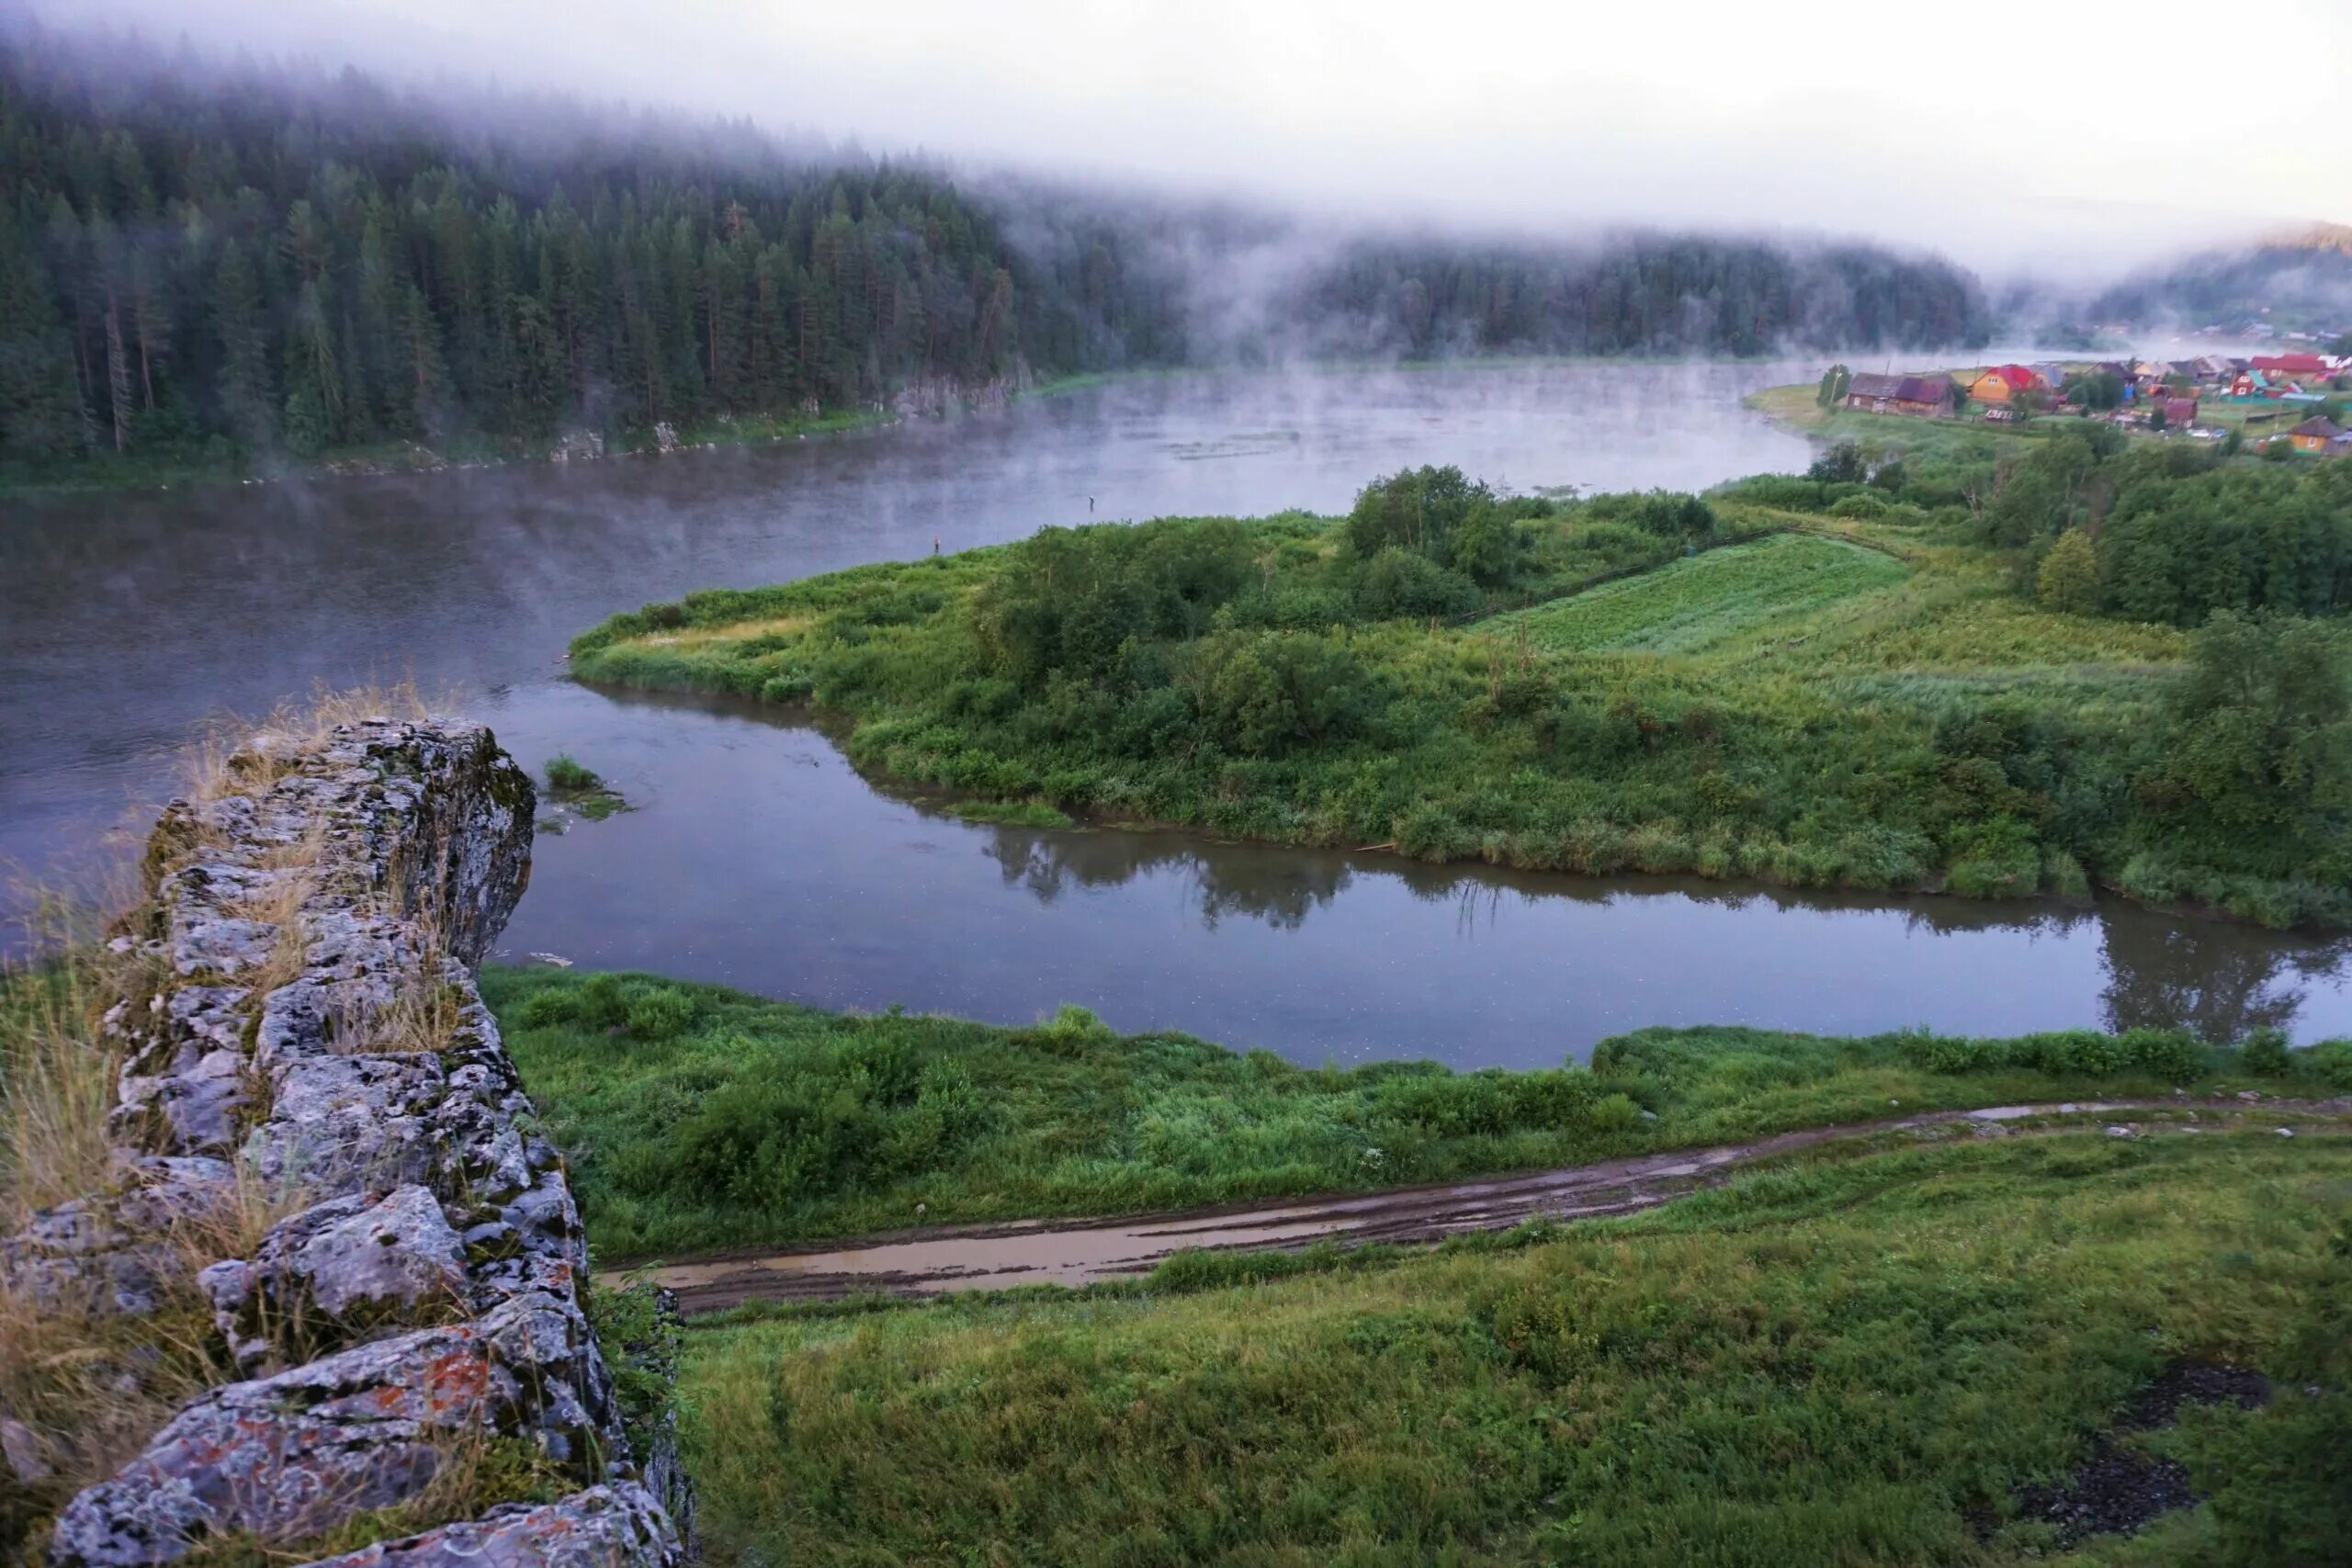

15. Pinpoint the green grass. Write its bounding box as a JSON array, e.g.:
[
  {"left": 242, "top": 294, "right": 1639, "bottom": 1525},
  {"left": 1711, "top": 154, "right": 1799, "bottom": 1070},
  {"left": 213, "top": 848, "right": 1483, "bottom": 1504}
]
[
  {"left": 484, "top": 966, "right": 2351, "bottom": 1259},
  {"left": 540, "top": 754, "right": 630, "bottom": 821},
  {"left": 942, "top": 796, "right": 1074, "bottom": 828},
  {"left": 677, "top": 1128, "right": 2352, "bottom": 1565},
  {"left": 1486, "top": 533, "right": 1909, "bottom": 653}
]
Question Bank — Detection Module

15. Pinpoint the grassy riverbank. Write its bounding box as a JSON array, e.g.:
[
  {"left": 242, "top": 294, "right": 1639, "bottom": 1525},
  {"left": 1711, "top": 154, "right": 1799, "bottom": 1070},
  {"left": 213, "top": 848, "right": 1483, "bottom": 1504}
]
[
  {"left": 678, "top": 1127, "right": 2352, "bottom": 1565},
  {"left": 568, "top": 453, "right": 2348, "bottom": 924},
  {"left": 483, "top": 966, "right": 2350, "bottom": 1258}
]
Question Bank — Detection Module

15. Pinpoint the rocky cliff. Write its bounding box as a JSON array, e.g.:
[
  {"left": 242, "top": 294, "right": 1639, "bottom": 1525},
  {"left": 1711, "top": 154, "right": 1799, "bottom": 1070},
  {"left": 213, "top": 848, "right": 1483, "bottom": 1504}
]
[{"left": 4, "top": 719, "right": 689, "bottom": 1566}]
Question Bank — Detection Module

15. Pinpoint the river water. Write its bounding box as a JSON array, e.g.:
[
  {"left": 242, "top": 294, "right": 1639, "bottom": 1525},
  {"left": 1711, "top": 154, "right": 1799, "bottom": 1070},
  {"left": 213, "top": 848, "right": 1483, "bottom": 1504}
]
[{"left": 6, "top": 361, "right": 2348, "bottom": 1063}]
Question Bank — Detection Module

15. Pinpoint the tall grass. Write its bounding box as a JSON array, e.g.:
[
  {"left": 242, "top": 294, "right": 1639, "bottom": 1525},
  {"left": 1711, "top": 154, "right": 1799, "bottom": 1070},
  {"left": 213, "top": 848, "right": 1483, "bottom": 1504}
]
[
  {"left": 678, "top": 1130, "right": 2352, "bottom": 1566},
  {"left": 0, "top": 953, "right": 288, "bottom": 1556}
]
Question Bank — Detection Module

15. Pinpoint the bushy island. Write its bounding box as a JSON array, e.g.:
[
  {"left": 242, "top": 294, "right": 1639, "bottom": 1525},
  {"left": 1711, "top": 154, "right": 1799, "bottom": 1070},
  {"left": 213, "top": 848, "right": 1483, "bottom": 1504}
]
[
  {"left": 480, "top": 971, "right": 2352, "bottom": 1568},
  {"left": 569, "top": 435, "right": 2351, "bottom": 926}
]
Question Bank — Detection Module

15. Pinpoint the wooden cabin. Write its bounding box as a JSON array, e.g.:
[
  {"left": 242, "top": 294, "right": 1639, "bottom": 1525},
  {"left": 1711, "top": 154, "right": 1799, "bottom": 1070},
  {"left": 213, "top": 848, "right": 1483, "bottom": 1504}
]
[
  {"left": 2287, "top": 416, "right": 2344, "bottom": 454},
  {"left": 1967, "top": 365, "right": 2043, "bottom": 405}
]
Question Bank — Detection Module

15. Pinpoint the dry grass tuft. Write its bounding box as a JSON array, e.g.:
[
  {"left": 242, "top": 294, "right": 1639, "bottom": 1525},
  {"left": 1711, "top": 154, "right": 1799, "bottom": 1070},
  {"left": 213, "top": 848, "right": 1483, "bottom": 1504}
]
[
  {"left": 180, "top": 680, "right": 440, "bottom": 808},
  {"left": 0, "top": 953, "right": 125, "bottom": 1232},
  {"left": 0, "top": 948, "right": 277, "bottom": 1553},
  {"left": 330, "top": 907, "right": 465, "bottom": 1057}
]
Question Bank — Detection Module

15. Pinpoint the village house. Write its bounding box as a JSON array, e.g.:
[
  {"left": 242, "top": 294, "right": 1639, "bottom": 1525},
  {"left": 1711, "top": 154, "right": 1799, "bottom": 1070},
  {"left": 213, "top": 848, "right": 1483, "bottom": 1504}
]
[
  {"left": 1966, "top": 364, "right": 2044, "bottom": 406},
  {"left": 1843, "top": 372, "right": 1954, "bottom": 416},
  {"left": 1842, "top": 372, "right": 1902, "bottom": 411},
  {"left": 2255, "top": 353, "right": 2330, "bottom": 379},
  {"left": 2286, "top": 416, "right": 2344, "bottom": 454},
  {"left": 2160, "top": 396, "right": 2199, "bottom": 428}
]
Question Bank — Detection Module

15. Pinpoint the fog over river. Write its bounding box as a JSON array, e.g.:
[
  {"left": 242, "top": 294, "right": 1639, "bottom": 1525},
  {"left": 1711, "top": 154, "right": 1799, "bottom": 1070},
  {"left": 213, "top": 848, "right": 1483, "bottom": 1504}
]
[{"left": 6, "top": 362, "right": 2347, "bottom": 1062}]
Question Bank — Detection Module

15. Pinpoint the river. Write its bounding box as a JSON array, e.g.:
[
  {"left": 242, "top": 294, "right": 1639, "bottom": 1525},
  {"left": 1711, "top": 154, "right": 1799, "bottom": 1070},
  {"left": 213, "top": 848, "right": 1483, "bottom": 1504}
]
[{"left": 6, "top": 360, "right": 2347, "bottom": 1062}]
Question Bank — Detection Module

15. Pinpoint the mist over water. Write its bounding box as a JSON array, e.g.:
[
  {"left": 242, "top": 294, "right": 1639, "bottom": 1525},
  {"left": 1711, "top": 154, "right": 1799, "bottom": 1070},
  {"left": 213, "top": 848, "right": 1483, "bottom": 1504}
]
[{"left": 7, "top": 362, "right": 2347, "bottom": 1060}]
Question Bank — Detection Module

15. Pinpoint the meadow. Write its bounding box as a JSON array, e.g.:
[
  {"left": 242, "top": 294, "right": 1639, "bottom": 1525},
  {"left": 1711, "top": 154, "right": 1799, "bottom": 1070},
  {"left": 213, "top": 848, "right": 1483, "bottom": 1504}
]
[
  {"left": 483, "top": 965, "right": 2350, "bottom": 1259},
  {"left": 1486, "top": 531, "right": 1910, "bottom": 652},
  {"left": 676, "top": 1127, "right": 2352, "bottom": 1566}
]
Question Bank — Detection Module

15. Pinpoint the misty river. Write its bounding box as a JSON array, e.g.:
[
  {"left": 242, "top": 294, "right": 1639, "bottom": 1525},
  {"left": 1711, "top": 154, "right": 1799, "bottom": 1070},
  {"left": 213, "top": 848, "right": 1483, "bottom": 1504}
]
[{"left": 6, "top": 360, "right": 2348, "bottom": 1062}]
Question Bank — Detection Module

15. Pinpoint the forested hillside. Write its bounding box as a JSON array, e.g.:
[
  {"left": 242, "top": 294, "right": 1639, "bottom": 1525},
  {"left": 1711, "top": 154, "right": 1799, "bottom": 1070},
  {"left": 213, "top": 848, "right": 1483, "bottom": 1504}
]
[
  {"left": 1292, "top": 237, "right": 1986, "bottom": 359},
  {"left": 2086, "top": 224, "right": 2352, "bottom": 335},
  {"left": 0, "top": 24, "right": 1991, "bottom": 484}
]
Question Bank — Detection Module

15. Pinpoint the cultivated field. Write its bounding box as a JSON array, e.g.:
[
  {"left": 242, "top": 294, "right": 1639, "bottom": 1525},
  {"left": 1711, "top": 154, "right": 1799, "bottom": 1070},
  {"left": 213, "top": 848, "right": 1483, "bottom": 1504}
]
[{"left": 1483, "top": 532, "right": 1909, "bottom": 653}]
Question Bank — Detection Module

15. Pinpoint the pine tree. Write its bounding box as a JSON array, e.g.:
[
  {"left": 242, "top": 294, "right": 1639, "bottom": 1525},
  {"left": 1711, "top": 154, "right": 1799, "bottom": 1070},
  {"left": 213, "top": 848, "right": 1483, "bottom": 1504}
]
[
  {"left": 0, "top": 215, "right": 84, "bottom": 457},
  {"left": 210, "top": 238, "right": 276, "bottom": 453}
]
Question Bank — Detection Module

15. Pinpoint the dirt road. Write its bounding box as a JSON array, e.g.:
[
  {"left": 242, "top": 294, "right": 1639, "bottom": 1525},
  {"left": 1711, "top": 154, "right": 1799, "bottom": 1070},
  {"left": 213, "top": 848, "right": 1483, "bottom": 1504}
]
[{"left": 621, "top": 1099, "right": 2341, "bottom": 1314}]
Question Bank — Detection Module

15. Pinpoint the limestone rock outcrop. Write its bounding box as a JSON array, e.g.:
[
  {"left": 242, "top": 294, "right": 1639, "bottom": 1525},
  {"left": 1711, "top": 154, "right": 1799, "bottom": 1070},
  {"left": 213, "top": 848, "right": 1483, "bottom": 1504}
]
[{"left": 4, "top": 719, "right": 689, "bottom": 1567}]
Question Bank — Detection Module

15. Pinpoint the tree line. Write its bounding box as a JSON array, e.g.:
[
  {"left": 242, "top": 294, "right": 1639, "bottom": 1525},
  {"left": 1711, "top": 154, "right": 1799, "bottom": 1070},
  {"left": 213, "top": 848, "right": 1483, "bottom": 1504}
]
[
  {"left": 0, "top": 24, "right": 1993, "bottom": 480},
  {"left": 1290, "top": 238, "right": 1986, "bottom": 360}
]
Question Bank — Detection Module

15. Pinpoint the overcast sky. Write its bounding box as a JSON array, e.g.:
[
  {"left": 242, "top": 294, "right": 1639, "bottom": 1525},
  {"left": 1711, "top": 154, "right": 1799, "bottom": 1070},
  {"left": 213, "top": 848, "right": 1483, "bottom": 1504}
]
[{"left": 28, "top": 0, "right": 2352, "bottom": 276}]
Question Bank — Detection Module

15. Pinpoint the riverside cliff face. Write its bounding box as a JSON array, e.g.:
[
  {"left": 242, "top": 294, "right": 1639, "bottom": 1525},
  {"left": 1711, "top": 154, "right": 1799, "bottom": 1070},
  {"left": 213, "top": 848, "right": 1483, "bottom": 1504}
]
[{"left": 3, "top": 719, "right": 688, "bottom": 1566}]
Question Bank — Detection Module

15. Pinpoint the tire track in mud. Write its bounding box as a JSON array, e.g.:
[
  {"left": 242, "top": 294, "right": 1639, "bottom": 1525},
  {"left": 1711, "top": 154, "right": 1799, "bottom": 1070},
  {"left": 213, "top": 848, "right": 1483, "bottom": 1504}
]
[{"left": 618, "top": 1098, "right": 2350, "bottom": 1313}]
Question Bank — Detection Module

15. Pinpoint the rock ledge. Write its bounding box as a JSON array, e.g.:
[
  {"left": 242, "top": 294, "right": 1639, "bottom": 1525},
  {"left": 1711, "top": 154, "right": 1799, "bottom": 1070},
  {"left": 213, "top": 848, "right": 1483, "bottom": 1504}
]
[{"left": 6, "top": 720, "right": 689, "bottom": 1567}]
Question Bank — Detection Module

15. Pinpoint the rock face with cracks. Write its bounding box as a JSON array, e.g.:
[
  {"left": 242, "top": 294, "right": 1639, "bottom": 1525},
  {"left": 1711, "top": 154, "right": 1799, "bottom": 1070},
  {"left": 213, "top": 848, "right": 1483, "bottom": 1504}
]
[{"left": 4, "top": 719, "right": 690, "bottom": 1566}]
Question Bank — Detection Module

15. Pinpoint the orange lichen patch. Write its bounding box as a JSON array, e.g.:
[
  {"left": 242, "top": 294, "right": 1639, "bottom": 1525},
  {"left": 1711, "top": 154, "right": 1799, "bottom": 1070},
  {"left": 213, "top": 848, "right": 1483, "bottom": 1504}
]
[{"left": 420, "top": 1350, "right": 492, "bottom": 1416}]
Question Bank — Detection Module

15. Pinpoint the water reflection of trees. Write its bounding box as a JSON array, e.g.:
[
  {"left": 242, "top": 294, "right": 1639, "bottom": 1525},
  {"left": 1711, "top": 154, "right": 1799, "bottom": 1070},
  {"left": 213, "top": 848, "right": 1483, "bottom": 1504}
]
[
  {"left": 582, "top": 690, "right": 2352, "bottom": 1043},
  {"left": 2099, "top": 919, "right": 2351, "bottom": 1041},
  {"left": 980, "top": 828, "right": 1353, "bottom": 931},
  {"left": 977, "top": 817, "right": 2352, "bottom": 1039}
]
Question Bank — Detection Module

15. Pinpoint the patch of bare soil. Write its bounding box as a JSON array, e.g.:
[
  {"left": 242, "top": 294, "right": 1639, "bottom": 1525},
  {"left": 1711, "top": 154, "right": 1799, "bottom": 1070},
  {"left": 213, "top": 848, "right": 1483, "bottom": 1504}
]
[{"left": 2009, "top": 1361, "right": 2272, "bottom": 1545}]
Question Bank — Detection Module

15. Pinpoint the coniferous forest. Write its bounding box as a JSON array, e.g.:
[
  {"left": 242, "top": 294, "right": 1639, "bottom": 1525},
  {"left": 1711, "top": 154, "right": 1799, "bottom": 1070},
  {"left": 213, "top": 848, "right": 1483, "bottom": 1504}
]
[{"left": 0, "top": 23, "right": 1991, "bottom": 483}]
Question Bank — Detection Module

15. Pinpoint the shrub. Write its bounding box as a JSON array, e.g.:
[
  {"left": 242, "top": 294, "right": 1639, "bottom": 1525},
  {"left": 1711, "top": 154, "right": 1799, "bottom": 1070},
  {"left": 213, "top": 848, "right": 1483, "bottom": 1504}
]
[
  {"left": 1351, "top": 548, "right": 1480, "bottom": 620},
  {"left": 521, "top": 975, "right": 698, "bottom": 1040},
  {"left": 2034, "top": 529, "right": 2100, "bottom": 614},
  {"left": 1344, "top": 465, "right": 1491, "bottom": 564},
  {"left": 2302, "top": 1038, "right": 2352, "bottom": 1089},
  {"left": 624, "top": 988, "right": 697, "bottom": 1042},
  {"left": 546, "top": 755, "right": 601, "bottom": 793},
  {"left": 1806, "top": 440, "right": 1868, "bottom": 484},
  {"left": 1183, "top": 630, "right": 1378, "bottom": 757},
  {"left": 1894, "top": 1026, "right": 2205, "bottom": 1084},
  {"left": 2239, "top": 1026, "right": 2291, "bottom": 1077}
]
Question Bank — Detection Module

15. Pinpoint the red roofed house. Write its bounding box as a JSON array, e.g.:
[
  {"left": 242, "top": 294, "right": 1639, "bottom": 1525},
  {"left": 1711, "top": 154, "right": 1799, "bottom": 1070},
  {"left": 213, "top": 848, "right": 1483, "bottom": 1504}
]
[
  {"left": 2160, "top": 397, "right": 2199, "bottom": 428},
  {"left": 2255, "top": 353, "right": 2329, "bottom": 378},
  {"left": 1966, "top": 364, "right": 2044, "bottom": 406}
]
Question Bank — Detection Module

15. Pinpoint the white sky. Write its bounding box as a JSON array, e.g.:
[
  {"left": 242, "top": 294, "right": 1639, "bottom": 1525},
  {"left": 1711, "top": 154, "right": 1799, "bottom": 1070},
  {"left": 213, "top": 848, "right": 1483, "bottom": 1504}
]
[{"left": 31, "top": 0, "right": 2352, "bottom": 276}]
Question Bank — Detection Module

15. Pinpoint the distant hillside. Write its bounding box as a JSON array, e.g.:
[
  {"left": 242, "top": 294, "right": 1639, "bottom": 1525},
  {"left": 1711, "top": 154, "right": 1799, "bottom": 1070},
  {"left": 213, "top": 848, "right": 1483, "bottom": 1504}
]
[
  {"left": 0, "top": 21, "right": 1992, "bottom": 486},
  {"left": 2086, "top": 224, "right": 2352, "bottom": 334}
]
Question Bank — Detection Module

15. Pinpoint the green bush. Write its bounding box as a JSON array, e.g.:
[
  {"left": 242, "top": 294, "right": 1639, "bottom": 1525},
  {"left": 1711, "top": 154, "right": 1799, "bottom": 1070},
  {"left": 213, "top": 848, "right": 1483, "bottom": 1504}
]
[
  {"left": 545, "top": 754, "right": 601, "bottom": 792},
  {"left": 2304, "top": 1039, "right": 2352, "bottom": 1089},
  {"left": 1894, "top": 1026, "right": 2208, "bottom": 1084},
  {"left": 2240, "top": 1026, "right": 2292, "bottom": 1077}
]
